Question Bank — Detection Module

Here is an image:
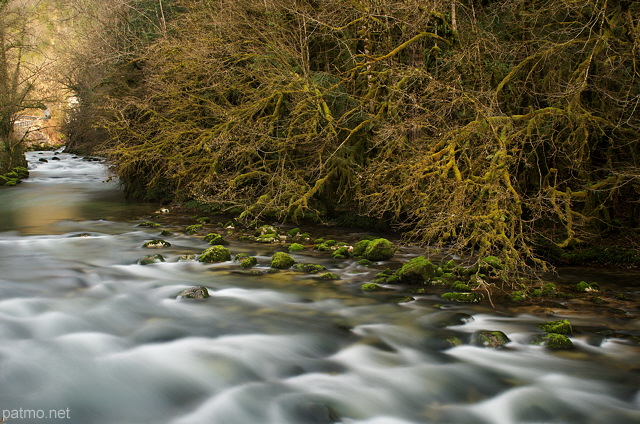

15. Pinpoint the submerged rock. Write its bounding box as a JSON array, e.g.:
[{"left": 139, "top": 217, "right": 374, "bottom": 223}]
[
  {"left": 198, "top": 245, "right": 231, "bottom": 263},
  {"left": 138, "top": 221, "right": 161, "bottom": 228},
  {"left": 472, "top": 330, "right": 510, "bottom": 348},
  {"left": 177, "top": 286, "right": 210, "bottom": 300},
  {"left": 138, "top": 254, "right": 165, "bottom": 265}
]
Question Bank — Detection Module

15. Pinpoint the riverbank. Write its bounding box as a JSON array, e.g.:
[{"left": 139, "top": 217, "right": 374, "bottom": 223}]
[{"left": 128, "top": 202, "right": 640, "bottom": 349}]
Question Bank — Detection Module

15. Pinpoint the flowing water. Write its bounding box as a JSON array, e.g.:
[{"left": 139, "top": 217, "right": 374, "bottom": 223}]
[{"left": 0, "top": 152, "right": 639, "bottom": 424}]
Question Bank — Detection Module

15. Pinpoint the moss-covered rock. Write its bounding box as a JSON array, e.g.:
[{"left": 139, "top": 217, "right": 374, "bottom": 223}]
[
  {"left": 178, "top": 254, "right": 197, "bottom": 261},
  {"left": 472, "top": 331, "right": 510, "bottom": 348},
  {"left": 204, "top": 232, "right": 229, "bottom": 245},
  {"left": 361, "top": 283, "right": 383, "bottom": 291},
  {"left": 138, "top": 254, "right": 166, "bottom": 265},
  {"left": 396, "top": 256, "right": 436, "bottom": 284},
  {"left": 199, "top": 245, "right": 231, "bottom": 263},
  {"left": 143, "top": 239, "right": 171, "bottom": 248},
  {"left": 292, "top": 263, "right": 327, "bottom": 273},
  {"left": 357, "top": 259, "right": 374, "bottom": 267},
  {"left": 240, "top": 256, "right": 258, "bottom": 268},
  {"left": 320, "top": 272, "right": 340, "bottom": 280},
  {"left": 538, "top": 319, "right": 572, "bottom": 335},
  {"left": 449, "top": 281, "right": 472, "bottom": 292},
  {"left": 509, "top": 291, "right": 528, "bottom": 302},
  {"left": 441, "top": 292, "right": 482, "bottom": 303},
  {"left": 288, "top": 243, "right": 305, "bottom": 252},
  {"left": 271, "top": 252, "right": 295, "bottom": 269},
  {"left": 315, "top": 240, "right": 337, "bottom": 251},
  {"left": 575, "top": 281, "right": 599, "bottom": 292},
  {"left": 256, "top": 233, "right": 279, "bottom": 243},
  {"left": 234, "top": 253, "right": 251, "bottom": 261},
  {"left": 255, "top": 225, "right": 278, "bottom": 236},
  {"left": 332, "top": 246, "right": 351, "bottom": 259},
  {"left": 178, "top": 286, "right": 210, "bottom": 300},
  {"left": 479, "top": 256, "right": 503, "bottom": 275},
  {"left": 362, "top": 238, "right": 396, "bottom": 261},
  {"left": 185, "top": 224, "right": 203, "bottom": 234},
  {"left": 287, "top": 227, "right": 301, "bottom": 237},
  {"left": 160, "top": 230, "right": 173, "bottom": 237},
  {"left": 541, "top": 282, "right": 557, "bottom": 296},
  {"left": 531, "top": 333, "right": 574, "bottom": 350},
  {"left": 138, "top": 221, "right": 161, "bottom": 228},
  {"left": 196, "top": 216, "right": 211, "bottom": 224}
]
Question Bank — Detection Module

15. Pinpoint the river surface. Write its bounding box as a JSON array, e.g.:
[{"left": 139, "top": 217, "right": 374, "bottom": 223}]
[{"left": 0, "top": 152, "right": 639, "bottom": 424}]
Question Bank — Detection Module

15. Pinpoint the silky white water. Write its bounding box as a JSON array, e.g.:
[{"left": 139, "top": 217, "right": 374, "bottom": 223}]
[{"left": 0, "top": 152, "right": 638, "bottom": 424}]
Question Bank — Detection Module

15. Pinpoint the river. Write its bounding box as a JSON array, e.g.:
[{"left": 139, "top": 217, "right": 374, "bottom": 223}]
[{"left": 0, "top": 151, "right": 638, "bottom": 424}]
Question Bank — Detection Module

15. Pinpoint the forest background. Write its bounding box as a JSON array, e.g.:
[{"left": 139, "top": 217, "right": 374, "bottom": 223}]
[{"left": 2, "top": 0, "right": 639, "bottom": 280}]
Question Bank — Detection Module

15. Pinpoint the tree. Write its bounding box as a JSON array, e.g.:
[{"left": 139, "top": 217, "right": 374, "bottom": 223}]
[{"left": 0, "top": 0, "right": 36, "bottom": 171}]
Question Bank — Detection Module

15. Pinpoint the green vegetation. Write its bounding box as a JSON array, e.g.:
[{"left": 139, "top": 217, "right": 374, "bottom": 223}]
[
  {"left": 143, "top": 239, "right": 171, "bottom": 248},
  {"left": 531, "top": 333, "right": 574, "bottom": 350},
  {"left": 204, "top": 232, "right": 229, "bottom": 245},
  {"left": 198, "top": 245, "right": 231, "bottom": 263},
  {"left": 185, "top": 224, "right": 203, "bottom": 235},
  {"left": 576, "top": 281, "right": 600, "bottom": 292},
  {"left": 63, "top": 0, "right": 640, "bottom": 285},
  {"left": 288, "top": 243, "right": 305, "bottom": 252},
  {"left": 292, "top": 263, "right": 327, "bottom": 274},
  {"left": 270, "top": 252, "right": 295, "bottom": 269},
  {"left": 361, "top": 283, "right": 383, "bottom": 292},
  {"left": 538, "top": 320, "right": 572, "bottom": 335},
  {"left": 240, "top": 256, "right": 258, "bottom": 268},
  {"left": 138, "top": 254, "right": 165, "bottom": 265}
]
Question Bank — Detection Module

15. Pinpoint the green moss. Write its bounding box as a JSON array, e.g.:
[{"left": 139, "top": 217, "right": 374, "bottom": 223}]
[
  {"left": 300, "top": 232, "right": 311, "bottom": 239},
  {"left": 332, "top": 246, "right": 351, "bottom": 259},
  {"left": 396, "top": 256, "right": 436, "bottom": 284},
  {"left": 449, "top": 281, "right": 472, "bottom": 292},
  {"left": 363, "top": 238, "right": 396, "bottom": 261},
  {"left": 143, "top": 239, "right": 171, "bottom": 248},
  {"left": 390, "top": 296, "right": 415, "bottom": 303},
  {"left": 352, "top": 240, "right": 371, "bottom": 257},
  {"left": 361, "top": 283, "right": 383, "bottom": 291},
  {"left": 138, "top": 221, "right": 161, "bottom": 228},
  {"left": 441, "top": 292, "right": 481, "bottom": 303},
  {"left": 531, "top": 333, "right": 574, "bottom": 350},
  {"left": 270, "top": 252, "right": 295, "bottom": 269},
  {"left": 357, "top": 259, "right": 374, "bottom": 267},
  {"left": 287, "top": 227, "right": 301, "bottom": 237},
  {"left": 196, "top": 217, "right": 211, "bottom": 224},
  {"left": 541, "top": 282, "right": 557, "bottom": 296},
  {"left": 185, "top": 224, "right": 203, "bottom": 234},
  {"left": 480, "top": 255, "right": 503, "bottom": 270},
  {"left": 292, "top": 263, "right": 327, "bottom": 273},
  {"left": 234, "top": 253, "right": 250, "bottom": 261},
  {"left": 204, "top": 232, "right": 229, "bottom": 245},
  {"left": 240, "top": 256, "right": 258, "bottom": 268},
  {"left": 138, "top": 254, "right": 166, "bottom": 265},
  {"left": 509, "top": 291, "right": 528, "bottom": 302},
  {"left": 575, "top": 281, "right": 599, "bottom": 292},
  {"left": 255, "top": 225, "right": 278, "bottom": 236},
  {"left": 160, "top": 230, "right": 173, "bottom": 237},
  {"left": 538, "top": 319, "right": 572, "bottom": 335},
  {"left": 288, "top": 243, "right": 305, "bottom": 252},
  {"left": 256, "top": 233, "right": 278, "bottom": 243},
  {"left": 320, "top": 272, "right": 340, "bottom": 280},
  {"left": 199, "top": 245, "right": 231, "bottom": 263},
  {"left": 445, "top": 337, "right": 463, "bottom": 347},
  {"left": 313, "top": 238, "right": 325, "bottom": 244}
]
